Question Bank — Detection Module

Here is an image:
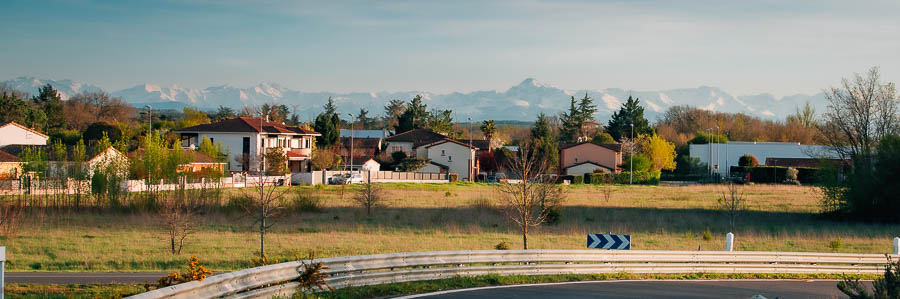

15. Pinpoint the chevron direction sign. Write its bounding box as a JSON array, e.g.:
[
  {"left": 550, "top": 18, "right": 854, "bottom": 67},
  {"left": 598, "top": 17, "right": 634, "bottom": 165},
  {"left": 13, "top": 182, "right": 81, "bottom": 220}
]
[{"left": 587, "top": 234, "right": 631, "bottom": 250}]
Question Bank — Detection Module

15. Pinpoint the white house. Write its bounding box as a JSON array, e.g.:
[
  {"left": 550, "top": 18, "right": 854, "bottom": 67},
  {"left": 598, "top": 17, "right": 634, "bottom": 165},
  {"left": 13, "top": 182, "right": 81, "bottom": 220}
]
[
  {"left": 385, "top": 129, "right": 477, "bottom": 180},
  {"left": 176, "top": 117, "right": 320, "bottom": 173},
  {"left": 689, "top": 141, "right": 834, "bottom": 176},
  {"left": 0, "top": 122, "right": 48, "bottom": 147}
]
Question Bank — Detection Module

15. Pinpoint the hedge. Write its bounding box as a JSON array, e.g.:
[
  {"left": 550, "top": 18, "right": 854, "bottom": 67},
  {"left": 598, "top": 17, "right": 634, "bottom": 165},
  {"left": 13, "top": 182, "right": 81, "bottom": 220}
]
[
  {"left": 731, "top": 166, "right": 819, "bottom": 184},
  {"left": 585, "top": 173, "right": 615, "bottom": 184},
  {"left": 614, "top": 170, "right": 661, "bottom": 185},
  {"left": 572, "top": 175, "right": 584, "bottom": 184}
]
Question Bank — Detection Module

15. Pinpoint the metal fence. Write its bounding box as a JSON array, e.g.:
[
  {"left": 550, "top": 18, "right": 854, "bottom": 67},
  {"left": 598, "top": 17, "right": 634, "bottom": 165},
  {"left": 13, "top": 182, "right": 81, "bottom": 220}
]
[{"left": 127, "top": 249, "right": 897, "bottom": 299}]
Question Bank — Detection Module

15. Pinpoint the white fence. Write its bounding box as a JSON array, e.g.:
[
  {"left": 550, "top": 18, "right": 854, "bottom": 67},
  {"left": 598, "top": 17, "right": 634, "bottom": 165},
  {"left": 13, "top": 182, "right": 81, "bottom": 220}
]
[
  {"left": 0, "top": 174, "right": 290, "bottom": 195},
  {"left": 127, "top": 249, "right": 898, "bottom": 299},
  {"left": 293, "top": 171, "right": 449, "bottom": 185}
]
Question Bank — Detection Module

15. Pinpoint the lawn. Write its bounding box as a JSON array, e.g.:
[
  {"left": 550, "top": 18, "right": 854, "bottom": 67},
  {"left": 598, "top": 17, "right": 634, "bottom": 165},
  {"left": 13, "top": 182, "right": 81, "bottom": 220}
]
[{"left": 1, "top": 183, "right": 898, "bottom": 272}]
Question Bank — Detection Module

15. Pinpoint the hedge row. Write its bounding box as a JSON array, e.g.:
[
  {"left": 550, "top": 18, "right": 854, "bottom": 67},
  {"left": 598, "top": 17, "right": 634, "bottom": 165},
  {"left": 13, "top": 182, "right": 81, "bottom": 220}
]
[
  {"left": 557, "top": 171, "right": 661, "bottom": 185},
  {"left": 730, "top": 166, "right": 819, "bottom": 184}
]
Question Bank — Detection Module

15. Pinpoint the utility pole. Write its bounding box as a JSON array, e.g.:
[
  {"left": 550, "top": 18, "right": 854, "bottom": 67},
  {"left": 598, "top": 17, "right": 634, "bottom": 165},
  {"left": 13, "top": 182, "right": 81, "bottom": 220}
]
[
  {"left": 629, "top": 123, "right": 633, "bottom": 185},
  {"left": 715, "top": 125, "right": 720, "bottom": 182}
]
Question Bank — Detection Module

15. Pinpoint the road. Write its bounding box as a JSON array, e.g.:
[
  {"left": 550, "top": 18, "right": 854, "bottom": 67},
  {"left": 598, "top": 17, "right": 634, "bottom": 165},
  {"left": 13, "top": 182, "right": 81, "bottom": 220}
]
[
  {"left": 400, "top": 280, "right": 861, "bottom": 299},
  {"left": 5, "top": 272, "right": 169, "bottom": 284}
]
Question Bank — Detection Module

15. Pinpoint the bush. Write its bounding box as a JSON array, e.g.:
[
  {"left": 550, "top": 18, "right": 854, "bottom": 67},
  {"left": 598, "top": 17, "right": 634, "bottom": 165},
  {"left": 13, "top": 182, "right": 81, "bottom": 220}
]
[
  {"left": 571, "top": 175, "right": 583, "bottom": 184},
  {"left": 738, "top": 154, "right": 759, "bottom": 167},
  {"left": 838, "top": 256, "right": 900, "bottom": 299},
  {"left": 829, "top": 238, "right": 843, "bottom": 251},
  {"left": 448, "top": 173, "right": 459, "bottom": 182},
  {"left": 702, "top": 229, "right": 713, "bottom": 241},
  {"left": 495, "top": 241, "right": 511, "bottom": 250},
  {"left": 543, "top": 208, "right": 561, "bottom": 225},
  {"left": 289, "top": 192, "right": 323, "bottom": 213},
  {"left": 223, "top": 195, "right": 250, "bottom": 214}
]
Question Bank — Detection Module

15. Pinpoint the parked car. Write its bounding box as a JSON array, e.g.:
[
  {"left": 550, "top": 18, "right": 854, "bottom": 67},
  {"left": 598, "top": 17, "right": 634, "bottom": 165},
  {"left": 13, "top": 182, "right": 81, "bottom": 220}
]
[{"left": 338, "top": 173, "right": 364, "bottom": 184}]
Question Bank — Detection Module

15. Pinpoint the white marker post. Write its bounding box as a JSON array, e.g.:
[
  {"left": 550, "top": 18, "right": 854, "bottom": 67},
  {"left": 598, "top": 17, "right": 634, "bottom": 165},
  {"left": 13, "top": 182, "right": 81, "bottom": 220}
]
[
  {"left": 894, "top": 237, "right": 899, "bottom": 255},
  {"left": 1, "top": 246, "right": 5, "bottom": 299},
  {"left": 725, "top": 233, "right": 734, "bottom": 252}
]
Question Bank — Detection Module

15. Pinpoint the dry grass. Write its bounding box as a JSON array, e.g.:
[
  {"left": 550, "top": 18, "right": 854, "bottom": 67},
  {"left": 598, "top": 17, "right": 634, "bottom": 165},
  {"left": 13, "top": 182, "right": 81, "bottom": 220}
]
[{"left": 1, "top": 183, "right": 897, "bottom": 272}]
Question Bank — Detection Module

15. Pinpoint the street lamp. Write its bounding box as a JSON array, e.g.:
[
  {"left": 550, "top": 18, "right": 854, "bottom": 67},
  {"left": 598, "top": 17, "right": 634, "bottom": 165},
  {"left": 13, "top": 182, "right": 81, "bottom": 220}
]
[
  {"left": 145, "top": 105, "right": 151, "bottom": 190},
  {"left": 468, "top": 117, "right": 473, "bottom": 182},
  {"left": 347, "top": 113, "right": 354, "bottom": 172},
  {"left": 629, "top": 123, "right": 633, "bottom": 185}
]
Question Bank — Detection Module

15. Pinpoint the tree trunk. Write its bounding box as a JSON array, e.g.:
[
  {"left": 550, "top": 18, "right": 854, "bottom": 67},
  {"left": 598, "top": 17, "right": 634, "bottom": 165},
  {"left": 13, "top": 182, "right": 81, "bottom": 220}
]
[
  {"left": 260, "top": 217, "right": 266, "bottom": 258},
  {"left": 522, "top": 227, "right": 528, "bottom": 250}
]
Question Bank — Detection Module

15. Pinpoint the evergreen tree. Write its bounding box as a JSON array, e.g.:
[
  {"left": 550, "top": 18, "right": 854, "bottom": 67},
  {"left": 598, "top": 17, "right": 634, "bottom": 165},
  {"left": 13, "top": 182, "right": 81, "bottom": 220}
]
[
  {"left": 530, "top": 113, "right": 559, "bottom": 171},
  {"left": 559, "top": 93, "right": 597, "bottom": 142},
  {"left": 32, "top": 84, "right": 64, "bottom": 132},
  {"left": 0, "top": 92, "right": 30, "bottom": 124},
  {"left": 396, "top": 95, "right": 428, "bottom": 133},
  {"left": 426, "top": 109, "right": 453, "bottom": 135},
  {"left": 313, "top": 97, "right": 340, "bottom": 147},
  {"left": 480, "top": 120, "right": 497, "bottom": 147},
  {"left": 606, "top": 96, "right": 651, "bottom": 141},
  {"left": 209, "top": 105, "right": 236, "bottom": 122},
  {"left": 383, "top": 99, "right": 406, "bottom": 130},
  {"left": 356, "top": 108, "right": 375, "bottom": 129}
]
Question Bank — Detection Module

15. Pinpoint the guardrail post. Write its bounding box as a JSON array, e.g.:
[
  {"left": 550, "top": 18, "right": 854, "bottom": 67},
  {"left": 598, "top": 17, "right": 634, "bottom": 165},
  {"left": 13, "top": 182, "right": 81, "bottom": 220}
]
[
  {"left": 725, "top": 233, "right": 734, "bottom": 252},
  {"left": 1, "top": 246, "right": 5, "bottom": 299},
  {"left": 894, "top": 237, "right": 899, "bottom": 255}
]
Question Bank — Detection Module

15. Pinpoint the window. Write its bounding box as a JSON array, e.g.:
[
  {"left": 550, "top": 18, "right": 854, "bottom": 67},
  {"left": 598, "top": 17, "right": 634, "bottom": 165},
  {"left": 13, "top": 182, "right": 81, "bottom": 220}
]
[
  {"left": 441, "top": 150, "right": 445, "bottom": 156},
  {"left": 448, "top": 156, "right": 452, "bottom": 162}
]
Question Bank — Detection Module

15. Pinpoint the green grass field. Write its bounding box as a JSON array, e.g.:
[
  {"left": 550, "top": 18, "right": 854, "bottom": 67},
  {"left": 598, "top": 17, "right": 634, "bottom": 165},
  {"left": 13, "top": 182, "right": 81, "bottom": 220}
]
[{"left": 1, "top": 183, "right": 898, "bottom": 272}]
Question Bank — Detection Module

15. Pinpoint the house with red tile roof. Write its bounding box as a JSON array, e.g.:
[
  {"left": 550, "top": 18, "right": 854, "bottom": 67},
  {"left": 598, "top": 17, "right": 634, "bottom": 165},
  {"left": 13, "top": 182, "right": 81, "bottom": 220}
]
[{"left": 176, "top": 117, "right": 320, "bottom": 173}]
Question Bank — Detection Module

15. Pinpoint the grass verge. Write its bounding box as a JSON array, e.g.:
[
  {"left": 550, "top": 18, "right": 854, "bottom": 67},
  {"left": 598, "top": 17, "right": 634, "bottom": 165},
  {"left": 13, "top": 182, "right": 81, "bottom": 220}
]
[
  {"left": 313, "top": 273, "right": 879, "bottom": 298},
  {"left": 4, "top": 283, "right": 145, "bottom": 299}
]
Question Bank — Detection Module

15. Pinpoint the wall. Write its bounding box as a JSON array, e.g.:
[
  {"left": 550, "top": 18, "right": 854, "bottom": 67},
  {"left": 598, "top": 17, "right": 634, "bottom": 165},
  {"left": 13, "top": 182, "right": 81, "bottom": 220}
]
[
  {"left": 689, "top": 141, "right": 835, "bottom": 176},
  {"left": 385, "top": 141, "right": 413, "bottom": 156},
  {"left": 191, "top": 132, "right": 257, "bottom": 172},
  {"left": 424, "top": 142, "right": 474, "bottom": 180},
  {"left": 0, "top": 124, "right": 47, "bottom": 147},
  {"left": 566, "top": 163, "right": 608, "bottom": 175},
  {"left": 560, "top": 143, "right": 619, "bottom": 171}
]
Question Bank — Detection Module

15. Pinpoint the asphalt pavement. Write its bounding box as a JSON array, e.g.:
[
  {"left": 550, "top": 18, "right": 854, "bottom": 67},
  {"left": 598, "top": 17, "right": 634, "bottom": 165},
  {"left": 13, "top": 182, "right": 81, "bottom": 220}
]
[
  {"left": 5, "top": 272, "right": 169, "bottom": 284},
  {"left": 399, "top": 280, "right": 860, "bottom": 299}
]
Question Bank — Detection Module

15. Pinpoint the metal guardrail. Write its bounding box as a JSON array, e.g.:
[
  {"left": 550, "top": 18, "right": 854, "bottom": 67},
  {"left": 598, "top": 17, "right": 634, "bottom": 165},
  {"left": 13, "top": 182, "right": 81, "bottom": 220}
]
[{"left": 127, "top": 250, "right": 897, "bottom": 299}]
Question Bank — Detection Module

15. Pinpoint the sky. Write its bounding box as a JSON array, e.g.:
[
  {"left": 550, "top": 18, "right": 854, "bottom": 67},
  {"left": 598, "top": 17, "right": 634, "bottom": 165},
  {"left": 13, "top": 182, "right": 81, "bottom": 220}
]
[{"left": 1, "top": 0, "right": 899, "bottom": 97}]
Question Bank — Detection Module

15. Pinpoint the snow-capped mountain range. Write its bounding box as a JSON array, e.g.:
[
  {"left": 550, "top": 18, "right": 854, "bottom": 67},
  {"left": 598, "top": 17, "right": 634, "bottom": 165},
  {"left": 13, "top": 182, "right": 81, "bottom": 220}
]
[{"left": 2, "top": 76, "right": 827, "bottom": 122}]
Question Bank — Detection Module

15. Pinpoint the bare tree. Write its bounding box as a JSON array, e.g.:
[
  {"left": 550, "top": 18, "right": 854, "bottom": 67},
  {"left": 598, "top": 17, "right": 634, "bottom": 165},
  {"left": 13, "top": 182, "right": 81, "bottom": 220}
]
[
  {"left": 599, "top": 184, "right": 615, "bottom": 203},
  {"left": 353, "top": 174, "right": 383, "bottom": 216},
  {"left": 159, "top": 189, "right": 199, "bottom": 255},
  {"left": 497, "top": 141, "right": 564, "bottom": 249},
  {"left": 240, "top": 144, "right": 290, "bottom": 259},
  {"left": 718, "top": 183, "right": 746, "bottom": 232},
  {"left": 821, "top": 67, "right": 899, "bottom": 162}
]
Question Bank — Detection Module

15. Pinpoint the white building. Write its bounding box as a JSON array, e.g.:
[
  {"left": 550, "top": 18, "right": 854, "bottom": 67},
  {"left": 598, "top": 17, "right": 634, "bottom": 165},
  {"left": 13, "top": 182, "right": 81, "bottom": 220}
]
[
  {"left": 689, "top": 141, "right": 834, "bottom": 176},
  {"left": 0, "top": 122, "right": 48, "bottom": 147},
  {"left": 176, "top": 117, "right": 320, "bottom": 173},
  {"left": 385, "top": 129, "right": 477, "bottom": 180}
]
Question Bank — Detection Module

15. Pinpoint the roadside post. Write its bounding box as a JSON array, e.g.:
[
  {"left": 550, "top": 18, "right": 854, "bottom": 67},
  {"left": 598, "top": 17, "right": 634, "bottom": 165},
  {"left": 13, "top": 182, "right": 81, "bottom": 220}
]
[
  {"left": 894, "top": 237, "right": 899, "bottom": 255},
  {"left": 726, "top": 233, "right": 734, "bottom": 251},
  {"left": 587, "top": 233, "right": 631, "bottom": 250},
  {"left": 1, "top": 246, "right": 5, "bottom": 299}
]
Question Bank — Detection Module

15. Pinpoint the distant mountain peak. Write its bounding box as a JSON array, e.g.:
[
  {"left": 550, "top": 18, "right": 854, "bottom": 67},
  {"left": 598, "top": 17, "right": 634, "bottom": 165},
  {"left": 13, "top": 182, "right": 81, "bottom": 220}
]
[{"left": 3, "top": 76, "right": 827, "bottom": 122}]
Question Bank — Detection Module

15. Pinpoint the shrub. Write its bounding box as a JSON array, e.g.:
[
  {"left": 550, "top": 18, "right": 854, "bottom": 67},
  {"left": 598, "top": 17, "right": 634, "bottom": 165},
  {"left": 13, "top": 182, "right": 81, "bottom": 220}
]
[
  {"left": 448, "top": 173, "right": 459, "bottom": 182},
  {"left": 838, "top": 256, "right": 900, "bottom": 299},
  {"left": 738, "top": 154, "right": 759, "bottom": 167},
  {"left": 829, "top": 238, "right": 843, "bottom": 251},
  {"left": 224, "top": 195, "right": 250, "bottom": 214},
  {"left": 571, "top": 175, "right": 583, "bottom": 184},
  {"left": 289, "top": 192, "right": 323, "bottom": 213},
  {"left": 156, "top": 256, "right": 212, "bottom": 288},
  {"left": 495, "top": 241, "right": 511, "bottom": 250},
  {"left": 543, "top": 208, "right": 561, "bottom": 225},
  {"left": 702, "top": 229, "right": 713, "bottom": 241}
]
